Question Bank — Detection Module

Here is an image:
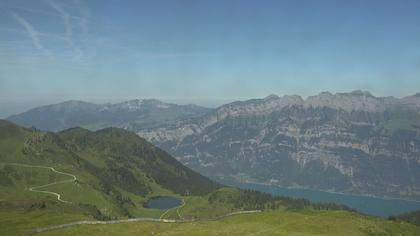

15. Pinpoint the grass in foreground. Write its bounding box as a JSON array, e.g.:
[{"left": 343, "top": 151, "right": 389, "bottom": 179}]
[{"left": 38, "top": 209, "right": 420, "bottom": 236}]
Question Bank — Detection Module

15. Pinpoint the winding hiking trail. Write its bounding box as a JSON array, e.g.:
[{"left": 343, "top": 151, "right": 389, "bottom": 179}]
[
  {"left": 159, "top": 198, "right": 186, "bottom": 220},
  {"left": 1, "top": 163, "right": 76, "bottom": 203},
  {"left": 176, "top": 198, "right": 186, "bottom": 220},
  {"left": 31, "top": 210, "right": 262, "bottom": 235},
  {"left": 1, "top": 163, "right": 263, "bottom": 234}
]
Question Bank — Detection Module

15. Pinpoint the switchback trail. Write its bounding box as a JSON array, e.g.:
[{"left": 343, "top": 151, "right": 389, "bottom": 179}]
[
  {"left": 0, "top": 163, "right": 262, "bottom": 234},
  {"left": 0, "top": 163, "right": 77, "bottom": 203}
]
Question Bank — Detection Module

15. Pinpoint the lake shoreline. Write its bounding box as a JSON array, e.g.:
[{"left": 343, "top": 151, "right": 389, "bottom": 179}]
[
  {"left": 146, "top": 196, "right": 182, "bottom": 210},
  {"left": 239, "top": 180, "right": 420, "bottom": 203},
  {"left": 213, "top": 177, "right": 420, "bottom": 217}
]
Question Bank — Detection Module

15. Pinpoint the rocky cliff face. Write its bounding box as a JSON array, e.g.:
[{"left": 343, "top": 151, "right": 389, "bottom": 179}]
[{"left": 138, "top": 91, "right": 420, "bottom": 200}]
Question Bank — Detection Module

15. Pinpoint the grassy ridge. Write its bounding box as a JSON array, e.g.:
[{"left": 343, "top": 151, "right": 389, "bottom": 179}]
[{"left": 0, "top": 119, "right": 220, "bottom": 234}]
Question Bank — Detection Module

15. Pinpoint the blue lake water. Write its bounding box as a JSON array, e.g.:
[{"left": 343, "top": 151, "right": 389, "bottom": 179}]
[
  {"left": 215, "top": 178, "right": 420, "bottom": 217},
  {"left": 146, "top": 196, "right": 181, "bottom": 209}
]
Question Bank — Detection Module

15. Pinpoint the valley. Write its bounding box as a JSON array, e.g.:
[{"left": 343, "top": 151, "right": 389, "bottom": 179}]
[
  {"left": 1, "top": 120, "right": 419, "bottom": 235},
  {"left": 3, "top": 0, "right": 420, "bottom": 234},
  {"left": 9, "top": 91, "right": 420, "bottom": 201}
]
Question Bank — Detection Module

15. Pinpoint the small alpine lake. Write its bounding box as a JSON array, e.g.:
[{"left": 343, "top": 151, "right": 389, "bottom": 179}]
[
  {"left": 146, "top": 196, "right": 182, "bottom": 210},
  {"left": 215, "top": 178, "right": 420, "bottom": 218}
]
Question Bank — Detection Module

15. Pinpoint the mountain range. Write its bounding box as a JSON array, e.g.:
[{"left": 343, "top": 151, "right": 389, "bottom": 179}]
[
  {"left": 2, "top": 120, "right": 384, "bottom": 235},
  {"left": 7, "top": 91, "right": 420, "bottom": 200},
  {"left": 7, "top": 99, "right": 210, "bottom": 132}
]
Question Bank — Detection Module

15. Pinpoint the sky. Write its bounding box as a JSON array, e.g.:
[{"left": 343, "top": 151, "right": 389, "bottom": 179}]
[{"left": 1, "top": 0, "right": 420, "bottom": 117}]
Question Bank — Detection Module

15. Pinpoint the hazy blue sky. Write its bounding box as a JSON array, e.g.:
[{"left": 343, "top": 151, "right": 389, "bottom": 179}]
[{"left": 1, "top": 0, "right": 420, "bottom": 117}]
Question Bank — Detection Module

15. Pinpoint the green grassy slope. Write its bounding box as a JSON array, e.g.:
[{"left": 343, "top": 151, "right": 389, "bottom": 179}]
[
  {"left": 39, "top": 210, "right": 420, "bottom": 236},
  {"left": 0, "top": 119, "right": 219, "bottom": 234},
  {"left": 57, "top": 126, "right": 220, "bottom": 196},
  {"left": 1, "top": 120, "right": 419, "bottom": 235},
  {"left": 390, "top": 209, "right": 420, "bottom": 226}
]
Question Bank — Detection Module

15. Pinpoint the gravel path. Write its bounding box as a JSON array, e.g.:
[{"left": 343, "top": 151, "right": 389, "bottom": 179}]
[
  {"left": 31, "top": 210, "right": 262, "bottom": 235},
  {"left": 1, "top": 163, "right": 76, "bottom": 203}
]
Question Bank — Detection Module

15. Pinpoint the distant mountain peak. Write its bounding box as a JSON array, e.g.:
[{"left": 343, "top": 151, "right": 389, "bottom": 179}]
[
  {"left": 52, "top": 100, "right": 96, "bottom": 107},
  {"left": 124, "top": 99, "right": 145, "bottom": 108},
  {"left": 263, "top": 94, "right": 303, "bottom": 103},
  {"left": 127, "top": 98, "right": 144, "bottom": 103},
  {"left": 35, "top": 100, "right": 100, "bottom": 113},
  {"left": 104, "top": 98, "right": 170, "bottom": 111},
  {"left": 348, "top": 90, "right": 374, "bottom": 97},
  {"left": 8, "top": 99, "right": 211, "bottom": 131},
  {"left": 264, "top": 94, "right": 280, "bottom": 100},
  {"left": 315, "top": 90, "right": 374, "bottom": 98},
  {"left": 318, "top": 91, "right": 333, "bottom": 96},
  {"left": 60, "top": 100, "right": 87, "bottom": 104}
]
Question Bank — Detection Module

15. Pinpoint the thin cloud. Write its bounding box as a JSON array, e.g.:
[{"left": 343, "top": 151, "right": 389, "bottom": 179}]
[
  {"left": 74, "top": 0, "right": 89, "bottom": 36},
  {"left": 47, "top": 0, "right": 90, "bottom": 62},
  {"left": 135, "top": 52, "right": 221, "bottom": 59},
  {"left": 7, "top": 1, "right": 92, "bottom": 65},
  {"left": 10, "top": 12, "right": 50, "bottom": 55},
  {"left": 47, "top": 0, "right": 72, "bottom": 42},
  {"left": 79, "top": 13, "right": 88, "bottom": 36},
  {"left": 14, "top": 6, "right": 61, "bottom": 18},
  {"left": 16, "top": 6, "right": 85, "bottom": 21}
]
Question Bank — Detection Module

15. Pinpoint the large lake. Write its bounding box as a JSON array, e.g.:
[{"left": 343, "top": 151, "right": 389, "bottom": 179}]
[
  {"left": 146, "top": 196, "right": 181, "bottom": 210},
  {"left": 215, "top": 178, "right": 420, "bottom": 217}
]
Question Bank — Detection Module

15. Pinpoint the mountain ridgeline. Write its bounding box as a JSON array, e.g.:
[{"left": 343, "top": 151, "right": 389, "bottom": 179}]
[
  {"left": 7, "top": 91, "right": 420, "bottom": 201},
  {"left": 137, "top": 91, "right": 420, "bottom": 200},
  {"left": 56, "top": 126, "right": 219, "bottom": 196},
  {"left": 7, "top": 99, "right": 210, "bottom": 132}
]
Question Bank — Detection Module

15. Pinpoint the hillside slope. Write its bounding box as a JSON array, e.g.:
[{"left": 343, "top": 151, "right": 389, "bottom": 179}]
[
  {"left": 39, "top": 210, "right": 420, "bottom": 236},
  {"left": 1, "top": 120, "right": 419, "bottom": 235},
  {"left": 391, "top": 209, "right": 420, "bottom": 226},
  {"left": 0, "top": 119, "right": 219, "bottom": 234}
]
